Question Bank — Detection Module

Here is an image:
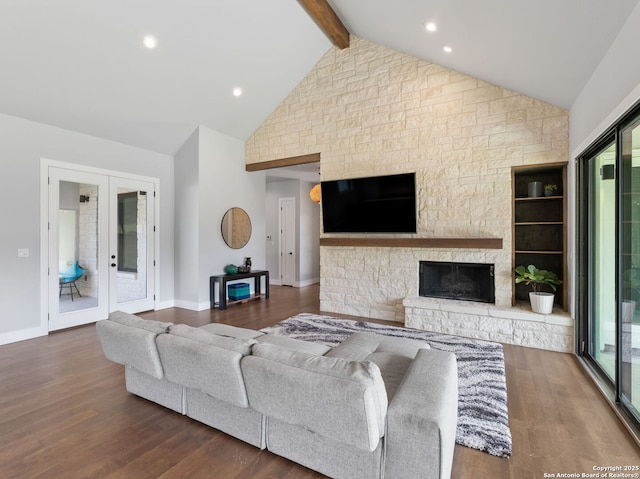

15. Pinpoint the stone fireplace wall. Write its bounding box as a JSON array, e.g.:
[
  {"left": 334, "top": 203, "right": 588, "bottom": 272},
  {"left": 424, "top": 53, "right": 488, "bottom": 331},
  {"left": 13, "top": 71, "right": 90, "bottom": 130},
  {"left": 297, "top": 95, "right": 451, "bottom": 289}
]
[{"left": 246, "top": 36, "right": 569, "bottom": 323}]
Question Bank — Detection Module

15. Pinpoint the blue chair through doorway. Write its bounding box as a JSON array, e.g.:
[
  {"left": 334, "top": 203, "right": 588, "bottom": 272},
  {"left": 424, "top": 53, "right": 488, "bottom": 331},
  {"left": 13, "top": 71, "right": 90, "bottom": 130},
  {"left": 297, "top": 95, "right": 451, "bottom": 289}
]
[{"left": 59, "top": 262, "right": 86, "bottom": 301}]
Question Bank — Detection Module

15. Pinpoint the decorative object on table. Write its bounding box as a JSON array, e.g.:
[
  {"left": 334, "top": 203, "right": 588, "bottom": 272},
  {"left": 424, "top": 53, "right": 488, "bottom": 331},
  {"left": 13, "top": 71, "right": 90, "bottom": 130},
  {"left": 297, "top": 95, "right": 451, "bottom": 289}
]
[
  {"left": 228, "top": 282, "right": 250, "bottom": 301},
  {"left": 244, "top": 257, "right": 252, "bottom": 272},
  {"left": 224, "top": 264, "right": 238, "bottom": 275},
  {"left": 237, "top": 265, "right": 247, "bottom": 273},
  {"left": 527, "top": 181, "right": 544, "bottom": 197},
  {"left": 309, "top": 183, "right": 321, "bottom": 204},
  {"left": 261, "top": 313, "right": 512, "bottom": 458},
  {"left": 514, "top": 264, "right": 562, "bottom": 314},
  {"left": 543, "top": 184, "right": 558, "bottom": 196}
]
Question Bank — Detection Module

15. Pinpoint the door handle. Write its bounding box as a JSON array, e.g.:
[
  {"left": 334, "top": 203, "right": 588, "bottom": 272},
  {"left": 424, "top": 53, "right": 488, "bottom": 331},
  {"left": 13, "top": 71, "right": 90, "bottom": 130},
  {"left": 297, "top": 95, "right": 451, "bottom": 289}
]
[
  {"left": 111, "top": 263, "right": 116, "bottom": 268},
  {"left": 289, "top": 252, "right": 293, "bottom": 255}
]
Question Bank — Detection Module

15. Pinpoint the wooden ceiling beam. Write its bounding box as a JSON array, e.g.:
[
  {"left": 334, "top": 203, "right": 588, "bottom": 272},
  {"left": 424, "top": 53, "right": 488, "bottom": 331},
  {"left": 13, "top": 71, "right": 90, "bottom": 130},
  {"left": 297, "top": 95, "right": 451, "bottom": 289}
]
[
  {"left": 297, "top": 0, "right": 350, "bottom": 49},
  {"left": 245, "top": 153, "right": 320, "bottom": 172}
]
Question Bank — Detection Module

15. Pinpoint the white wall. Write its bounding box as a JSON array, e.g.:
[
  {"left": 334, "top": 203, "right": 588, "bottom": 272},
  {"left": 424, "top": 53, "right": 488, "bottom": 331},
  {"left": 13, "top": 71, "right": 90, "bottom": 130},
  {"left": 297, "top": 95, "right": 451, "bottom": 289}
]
[
  {"left": 0, "top": 112, "right": 174, "bottom": 344},
  {"left": 568, "top": 1, "right": 640, "bottom": 320},
  {"left": 298, "top": 180, "right": 320, "bottom": 286},
  {"left": 199, "top": 126, "right": 265, "bottom": 303},
  {"left": 174, "top": 128, "right": 200, "bottom": 305},
  {"left": 173, "top": 126, "right": 265, "bottom": 309},
  {"left": 570, "top": 2, "right": 640, "bottom": 156}
]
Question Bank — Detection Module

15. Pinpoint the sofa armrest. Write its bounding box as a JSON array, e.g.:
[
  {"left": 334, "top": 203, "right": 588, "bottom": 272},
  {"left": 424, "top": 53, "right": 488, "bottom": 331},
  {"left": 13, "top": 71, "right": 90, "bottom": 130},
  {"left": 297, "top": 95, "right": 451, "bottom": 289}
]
[{"left": 385, "top": 348, "right": 458, "bottom": 479}]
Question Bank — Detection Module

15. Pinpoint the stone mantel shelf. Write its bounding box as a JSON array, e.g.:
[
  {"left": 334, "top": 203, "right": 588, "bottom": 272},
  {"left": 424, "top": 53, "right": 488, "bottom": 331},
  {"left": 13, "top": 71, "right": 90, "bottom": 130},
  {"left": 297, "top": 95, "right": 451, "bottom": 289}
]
[{"left": 319, "top": 237, "right": 503, "bottom": 249}]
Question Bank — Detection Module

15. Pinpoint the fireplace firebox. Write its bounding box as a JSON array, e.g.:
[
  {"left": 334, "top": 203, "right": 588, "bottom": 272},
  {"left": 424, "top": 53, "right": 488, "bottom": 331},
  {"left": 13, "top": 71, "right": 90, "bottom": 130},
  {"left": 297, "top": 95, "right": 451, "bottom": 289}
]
[{"left": 419, "top": 261, "right": 495, "bottom": 303}]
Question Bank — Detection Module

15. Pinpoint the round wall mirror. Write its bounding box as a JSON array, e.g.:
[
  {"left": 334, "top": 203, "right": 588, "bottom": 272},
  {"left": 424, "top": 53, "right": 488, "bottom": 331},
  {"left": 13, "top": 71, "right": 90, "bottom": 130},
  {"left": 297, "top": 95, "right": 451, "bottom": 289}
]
[{"left": 221, "top": 207, "right": 251, "bottom": 249}]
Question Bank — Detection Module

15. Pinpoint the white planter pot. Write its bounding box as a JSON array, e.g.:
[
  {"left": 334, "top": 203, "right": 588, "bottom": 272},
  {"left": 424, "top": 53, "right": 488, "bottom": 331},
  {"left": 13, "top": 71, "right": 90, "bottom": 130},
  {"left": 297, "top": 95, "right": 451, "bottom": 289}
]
[
  {"left": 529, "top": 292, "right": 554, "bottom": 314},
  {"left": 622, "top": 300, "right": 635, "bottom": 362}
]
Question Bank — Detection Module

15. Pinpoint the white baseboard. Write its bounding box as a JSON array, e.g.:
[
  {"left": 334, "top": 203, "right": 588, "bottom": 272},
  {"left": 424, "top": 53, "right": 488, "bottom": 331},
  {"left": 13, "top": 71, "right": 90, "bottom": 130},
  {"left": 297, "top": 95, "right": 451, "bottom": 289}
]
[
  {"left": 156, "top": 300, "right": 176, "bottom": 310},
  {"left": 0, "top": 326, "right": 48, "bottom": 346},
  {"left": 173, "top": 300, "right": 211, "bottom": 311},
  {"left": 270, "top": 278, "right": 319, "bottom": 288}
]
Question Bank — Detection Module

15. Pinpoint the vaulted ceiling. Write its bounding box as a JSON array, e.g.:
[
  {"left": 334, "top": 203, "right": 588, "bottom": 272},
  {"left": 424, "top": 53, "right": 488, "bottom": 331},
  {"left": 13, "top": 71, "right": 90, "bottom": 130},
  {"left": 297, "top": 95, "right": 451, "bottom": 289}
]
[{"left": 0, "top": 0, "right": 637, "bottom": 156}]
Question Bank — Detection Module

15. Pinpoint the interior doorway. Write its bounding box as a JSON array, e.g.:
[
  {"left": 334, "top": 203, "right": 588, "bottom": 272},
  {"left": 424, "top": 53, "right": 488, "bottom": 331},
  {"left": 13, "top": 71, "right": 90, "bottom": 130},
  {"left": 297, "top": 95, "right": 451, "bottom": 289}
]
[
  {"left": 44, "top": 161, "right": 158, "bottom": 331},
  {"left": 259, "top": 156, "right": 321, "bottom": 287}
]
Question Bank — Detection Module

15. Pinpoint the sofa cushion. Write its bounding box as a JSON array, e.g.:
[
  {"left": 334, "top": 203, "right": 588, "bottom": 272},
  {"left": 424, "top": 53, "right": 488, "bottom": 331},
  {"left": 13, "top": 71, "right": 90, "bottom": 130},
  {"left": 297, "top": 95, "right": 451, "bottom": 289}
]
[
  {"left": 327, "top": 332, "right": 430, "bottom": 400},
  {"left": 255, "top": 334, "right": 331, "bottom": 355},
  {"left": 326, "top": 331, "right": 429, "bottom": 360},
  {"left": 241, "top": 342, "right": 388, "bottom": 452},
  {"left": 96, "top": 312, "right": 172, "bottom": 379},
  {"left": 156, "top": 324, "right": 256, "bottom": 407},
  {"left": 169, "top": 324, "right": 256, "bottom": 356},
  {"left": 198, "top": 323, "right": 264, "bottom": 340}
]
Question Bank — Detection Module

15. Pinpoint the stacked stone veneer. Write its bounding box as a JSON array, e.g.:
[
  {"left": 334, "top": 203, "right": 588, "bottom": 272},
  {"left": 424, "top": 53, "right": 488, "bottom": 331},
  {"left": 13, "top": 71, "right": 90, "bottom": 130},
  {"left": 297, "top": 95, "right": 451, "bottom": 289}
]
[
  {"left": 404, "top": 296, "right": 573, "bottom": 352},
  {"left": 246, "top": 37, "right": 571, "bottom": 351},
  {"left": 78, "top": 184, "right": 98, "bottom": 298}
]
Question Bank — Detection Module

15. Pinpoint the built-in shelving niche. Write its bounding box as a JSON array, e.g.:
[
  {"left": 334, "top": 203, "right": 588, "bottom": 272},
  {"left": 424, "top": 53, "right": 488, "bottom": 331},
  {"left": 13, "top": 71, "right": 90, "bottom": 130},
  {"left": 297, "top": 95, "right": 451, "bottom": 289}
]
[{"left": 512, "top": 163, "right": 567, "bottom": 308}]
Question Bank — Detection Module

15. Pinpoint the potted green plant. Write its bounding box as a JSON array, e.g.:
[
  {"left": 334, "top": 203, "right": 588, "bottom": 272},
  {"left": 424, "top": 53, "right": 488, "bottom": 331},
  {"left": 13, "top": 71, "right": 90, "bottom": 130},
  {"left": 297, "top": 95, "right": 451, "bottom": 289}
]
[
  {"left": 544, "top": 184, "right": 558, "bottom": 197},
  {"left": 514, "top": 264, "right": 562, "bottom": 314}
]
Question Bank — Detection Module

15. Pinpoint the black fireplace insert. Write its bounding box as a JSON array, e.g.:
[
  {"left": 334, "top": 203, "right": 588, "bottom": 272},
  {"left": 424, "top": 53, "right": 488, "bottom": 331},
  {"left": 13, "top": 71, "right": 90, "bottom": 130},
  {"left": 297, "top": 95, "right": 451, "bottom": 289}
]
[{"left": 419, "top": 261, "right": 495, "bottom": 303}]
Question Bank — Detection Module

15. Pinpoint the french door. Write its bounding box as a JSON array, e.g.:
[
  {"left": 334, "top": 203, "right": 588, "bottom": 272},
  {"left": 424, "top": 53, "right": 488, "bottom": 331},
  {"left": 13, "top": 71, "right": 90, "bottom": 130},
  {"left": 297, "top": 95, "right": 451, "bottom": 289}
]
[
  {"left": 47, "top": 164, "right": 156, "bottom": 331},
  {"left": 578, "top": 106, "right": 640, "bottom": 430}
]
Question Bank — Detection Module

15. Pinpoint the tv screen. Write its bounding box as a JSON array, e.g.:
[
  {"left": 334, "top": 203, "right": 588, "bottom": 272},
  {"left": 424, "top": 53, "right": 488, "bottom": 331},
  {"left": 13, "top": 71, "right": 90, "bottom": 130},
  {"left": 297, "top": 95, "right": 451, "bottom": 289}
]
[{"left": 321, "top": 173, "right": 417, "bottom": 233}]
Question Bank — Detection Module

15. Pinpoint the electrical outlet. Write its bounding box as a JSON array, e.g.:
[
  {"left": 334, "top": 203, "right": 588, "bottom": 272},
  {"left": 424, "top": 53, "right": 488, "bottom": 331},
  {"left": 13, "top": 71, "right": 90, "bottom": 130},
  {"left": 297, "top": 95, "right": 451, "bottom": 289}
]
[{"left": 17, "top": 248, "right": 29, "bottom": 258}]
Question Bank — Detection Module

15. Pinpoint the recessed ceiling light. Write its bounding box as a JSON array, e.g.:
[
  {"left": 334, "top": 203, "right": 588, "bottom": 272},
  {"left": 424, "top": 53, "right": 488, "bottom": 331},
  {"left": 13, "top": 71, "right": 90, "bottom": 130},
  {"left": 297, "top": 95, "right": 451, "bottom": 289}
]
[
  {"left": 443, "top": 45, "right": 453, "bottom": 53},
  {"left": 424, "top": 22, "right": 438, "bottom": 32},
  {"left": 233, "top": 87, "right": 243, "bottom": 97},
  {"left": 143, "top": 35, "right": 158, "bottom": 49}
]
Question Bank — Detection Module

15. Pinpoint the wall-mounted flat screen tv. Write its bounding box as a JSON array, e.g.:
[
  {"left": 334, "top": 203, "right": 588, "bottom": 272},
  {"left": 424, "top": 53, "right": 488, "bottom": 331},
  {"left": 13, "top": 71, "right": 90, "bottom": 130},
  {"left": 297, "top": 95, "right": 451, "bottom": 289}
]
[{"left": 321, "top": 172, "right": 417, "bottom": 233}]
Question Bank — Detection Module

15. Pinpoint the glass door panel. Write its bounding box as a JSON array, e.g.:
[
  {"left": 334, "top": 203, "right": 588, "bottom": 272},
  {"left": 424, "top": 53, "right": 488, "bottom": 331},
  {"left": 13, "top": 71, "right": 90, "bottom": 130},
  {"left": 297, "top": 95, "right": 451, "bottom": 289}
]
[
  {"left": 621, "top": 118, "right": 640, "bottom": 419},
  {"left": 109, "top": 177, "right": 155, "bottom": 313},
  {"left": 589, "top": 142, "right": 617, "bottom": 381},
  {"left": 49, "top": 169, "right": 109, "bottom": 330}
]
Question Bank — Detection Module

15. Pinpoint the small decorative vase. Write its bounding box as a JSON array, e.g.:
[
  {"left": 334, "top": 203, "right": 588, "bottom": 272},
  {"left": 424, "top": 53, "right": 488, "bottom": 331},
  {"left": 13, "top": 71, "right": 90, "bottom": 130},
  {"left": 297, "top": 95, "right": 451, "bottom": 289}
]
[
  {"left": 528, "top": 181, "right": 544, "bottom": 198},
  {"left": 244, "top": 257, "right": 252, "bottom": 272},
  {"left": 224, "top": 264, "right": 238, "bottom": 275}
]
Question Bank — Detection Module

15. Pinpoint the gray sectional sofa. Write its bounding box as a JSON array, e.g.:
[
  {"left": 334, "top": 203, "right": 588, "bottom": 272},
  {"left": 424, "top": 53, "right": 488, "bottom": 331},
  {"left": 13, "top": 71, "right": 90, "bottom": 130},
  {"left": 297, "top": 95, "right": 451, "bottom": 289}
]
[{"left": 96, "top": 311, "right": 458, "bottom": 479}]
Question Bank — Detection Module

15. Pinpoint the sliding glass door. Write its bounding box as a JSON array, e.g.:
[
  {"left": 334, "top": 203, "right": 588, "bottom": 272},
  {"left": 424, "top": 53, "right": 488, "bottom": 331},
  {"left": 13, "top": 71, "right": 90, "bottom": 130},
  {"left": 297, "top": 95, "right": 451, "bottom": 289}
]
[
  {"left": 585, "top": 141, "right": 617, "bottom": 381},
  {"left": 621, "top": 116, "right": 640, "bottom": 418},
  {"left": 578, "top": 105, "right": 640, "bottom": 431}
]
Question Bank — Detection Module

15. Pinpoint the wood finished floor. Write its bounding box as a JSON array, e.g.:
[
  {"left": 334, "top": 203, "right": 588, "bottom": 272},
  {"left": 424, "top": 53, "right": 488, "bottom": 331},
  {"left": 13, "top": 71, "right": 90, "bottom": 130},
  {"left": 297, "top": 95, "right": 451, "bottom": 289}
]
[{"left": 1, "top": 284, "right": 638, "bottom": 478}]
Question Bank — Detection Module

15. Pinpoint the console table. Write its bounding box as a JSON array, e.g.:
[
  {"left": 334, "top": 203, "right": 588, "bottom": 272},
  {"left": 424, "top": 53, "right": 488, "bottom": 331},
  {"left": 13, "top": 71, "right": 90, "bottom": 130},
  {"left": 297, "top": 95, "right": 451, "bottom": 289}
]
[{"left": 209, "top": 270, "right": 269, "bottom": 310}]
